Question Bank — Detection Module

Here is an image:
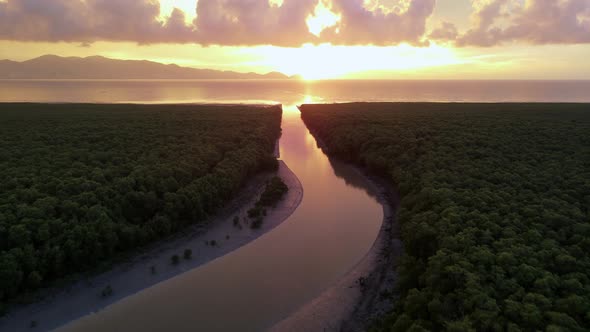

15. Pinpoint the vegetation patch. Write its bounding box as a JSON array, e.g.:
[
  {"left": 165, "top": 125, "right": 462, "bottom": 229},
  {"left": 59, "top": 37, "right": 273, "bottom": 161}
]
[
  {"left": 101, "top": 285, "right": 113, "bottom": 298},
  {"left": 171, "top": 254, "right": 180, "bottom": 265},
  {"left": 0, "top": 103, "right": 282, "bottom": 311},
  {"left": 248, "top": 177, "right": 288, "bottom": 228},
  {"left": 183, "top": 249, "right": 192, "bottom": 260},
  {"left": 301, "top": 103, "right": 590, "bottom": 331}
]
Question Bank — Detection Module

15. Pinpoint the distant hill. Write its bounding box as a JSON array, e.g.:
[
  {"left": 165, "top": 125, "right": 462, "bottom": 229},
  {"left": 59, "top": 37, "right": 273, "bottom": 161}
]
[{"left": 0, "top": 55, "right": 291, "bottom": 79}]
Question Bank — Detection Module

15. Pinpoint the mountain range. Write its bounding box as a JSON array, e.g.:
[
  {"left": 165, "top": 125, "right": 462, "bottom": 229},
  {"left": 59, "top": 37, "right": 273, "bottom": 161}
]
[{"left": 0, "top": 55, "right": 291, "bottom": 80}]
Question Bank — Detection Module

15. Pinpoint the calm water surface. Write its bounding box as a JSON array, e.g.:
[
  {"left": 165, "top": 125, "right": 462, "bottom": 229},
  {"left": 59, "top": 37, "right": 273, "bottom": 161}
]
[
  {"left": 3, "top": 80, "right": 587, "bottom": 331},
  {"left": 1, "top": 79, "right": 590, "bottom": 104}
]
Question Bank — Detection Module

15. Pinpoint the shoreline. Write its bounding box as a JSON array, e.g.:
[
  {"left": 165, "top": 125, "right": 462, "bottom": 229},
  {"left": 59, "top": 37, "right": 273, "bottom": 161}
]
[
  {"left": 340, "top": 170, "right": 401, "bottom": 332},
  {"left": 0, "top": 160, "right": 303, "bottom": 332}
]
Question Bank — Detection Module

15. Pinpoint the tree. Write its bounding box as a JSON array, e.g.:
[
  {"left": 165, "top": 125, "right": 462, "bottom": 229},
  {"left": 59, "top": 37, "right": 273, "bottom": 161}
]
[
  {"left": 183, "top": 249, "right": 192, "bottom": 260},
  {"left": 101, "top": 285, "right": 113, "bottom": 298},
  {"left": 0, "top": 104, "right": 283, "bottom": 308},
  {"left": 300, "top": 103, "right": 590, "bottom": 331}
]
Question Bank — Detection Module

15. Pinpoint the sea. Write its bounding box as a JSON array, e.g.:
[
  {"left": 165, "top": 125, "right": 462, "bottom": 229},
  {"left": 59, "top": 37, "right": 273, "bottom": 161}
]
[{"left": 1, "top": 79, "right": 589, "bottom": 105}]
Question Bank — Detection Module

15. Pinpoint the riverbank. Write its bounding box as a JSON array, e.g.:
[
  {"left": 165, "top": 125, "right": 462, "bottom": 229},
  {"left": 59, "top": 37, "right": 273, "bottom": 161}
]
[
  {"left": 0, "top": 160, "right": 303, "bottom": 332},
  {"left": 339, "top": 171, "right": 401, "bottom": 332}
]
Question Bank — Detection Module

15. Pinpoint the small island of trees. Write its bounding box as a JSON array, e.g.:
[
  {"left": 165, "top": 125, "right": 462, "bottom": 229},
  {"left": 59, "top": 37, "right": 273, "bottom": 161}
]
[{"left": 248, "top": 176, "right": 288, "bottom": 229}]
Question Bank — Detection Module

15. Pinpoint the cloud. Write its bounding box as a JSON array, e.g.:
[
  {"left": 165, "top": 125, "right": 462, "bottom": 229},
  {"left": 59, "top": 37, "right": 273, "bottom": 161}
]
[
  {"left": 193, "top": 0, "right": 318, "bottom": 46},
  {"left": 500, "top": 0, "right": 590, "bottom": 44},
  {"left": 452, "top": 0, "right": 590, "bottom": 46},
  {"left": 318, "top": 0, "right": 436, "bottom": 45},
  {"left": 1, "top": 0, "right": 589, "bottom": 47},
  {"left": 429, "top": 21, "right": 459, "bottom": 40},
  {"left": 0, "top": 0, "right": 192, "bottom": 43},
  {"left": 0, "top": 0, "right": 435, "bottom": 46}
]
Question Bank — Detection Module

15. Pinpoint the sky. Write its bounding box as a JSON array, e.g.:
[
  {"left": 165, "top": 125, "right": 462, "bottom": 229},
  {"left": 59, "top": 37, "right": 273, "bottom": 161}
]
[{"left": 0, "top": 0, "right": 589, "bottom": 79}]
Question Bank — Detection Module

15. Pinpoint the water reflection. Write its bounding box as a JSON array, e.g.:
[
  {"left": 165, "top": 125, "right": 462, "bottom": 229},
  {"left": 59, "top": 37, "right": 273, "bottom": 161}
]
[
  {"left": 59, "top": 104, "right": 383, "bottom": 332},
  {"left": 328, "top": 158, "right": 381, "bottom": 201}
]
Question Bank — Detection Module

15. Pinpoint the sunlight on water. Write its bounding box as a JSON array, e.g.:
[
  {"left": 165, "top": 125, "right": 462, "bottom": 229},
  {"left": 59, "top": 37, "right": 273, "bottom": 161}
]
[{"left": 1, "top": 80, "right": 590, "bottom": 104}]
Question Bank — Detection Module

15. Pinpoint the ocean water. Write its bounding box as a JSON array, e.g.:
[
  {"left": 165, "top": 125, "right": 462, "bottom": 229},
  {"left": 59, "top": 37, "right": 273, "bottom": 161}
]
[{"left": 1, "top": 79, "right": 589, "bottom": 105}]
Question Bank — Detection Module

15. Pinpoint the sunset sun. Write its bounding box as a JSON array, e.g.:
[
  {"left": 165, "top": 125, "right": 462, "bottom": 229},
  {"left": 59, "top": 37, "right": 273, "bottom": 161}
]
[{"left": 259, "top": 42, "right": 462, "bottom": 80}]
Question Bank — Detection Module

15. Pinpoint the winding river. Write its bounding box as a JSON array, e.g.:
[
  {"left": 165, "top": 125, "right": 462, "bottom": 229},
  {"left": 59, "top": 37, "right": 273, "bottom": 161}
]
[{"left": 56, "top": 104, "right": 383, "bottom": 331}]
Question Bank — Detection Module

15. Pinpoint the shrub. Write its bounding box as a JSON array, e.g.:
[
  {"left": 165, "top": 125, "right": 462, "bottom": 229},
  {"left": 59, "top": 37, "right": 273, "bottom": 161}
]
[
  {"left": 183, "top": 249, "right": 192, "bottom": 260},
  {"left": 101, "top": 285, "right": 113, "bottom": 298},
  {"left": 251, "top": 217, "right": 264, "bottom": 229}
]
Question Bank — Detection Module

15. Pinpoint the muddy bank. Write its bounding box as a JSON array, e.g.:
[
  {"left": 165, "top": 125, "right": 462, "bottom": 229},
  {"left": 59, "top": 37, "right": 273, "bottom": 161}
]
[{"left": 339, "top": 171, "right": 401, "bottom": 332}]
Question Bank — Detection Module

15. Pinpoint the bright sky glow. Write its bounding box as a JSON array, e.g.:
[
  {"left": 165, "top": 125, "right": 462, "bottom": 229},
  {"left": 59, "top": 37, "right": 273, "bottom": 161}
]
[
  {"left": 159, "top": 0, "right": 198, "bottom": 23},
  {"left": 306, "top": 1, "right": 341, "bottom": 37},
  {"left": 269, "top": 0, "right": 284, "bottom": 7},
  {"left": 259, "top": 43, "right": 464, "bottom": 79}
]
